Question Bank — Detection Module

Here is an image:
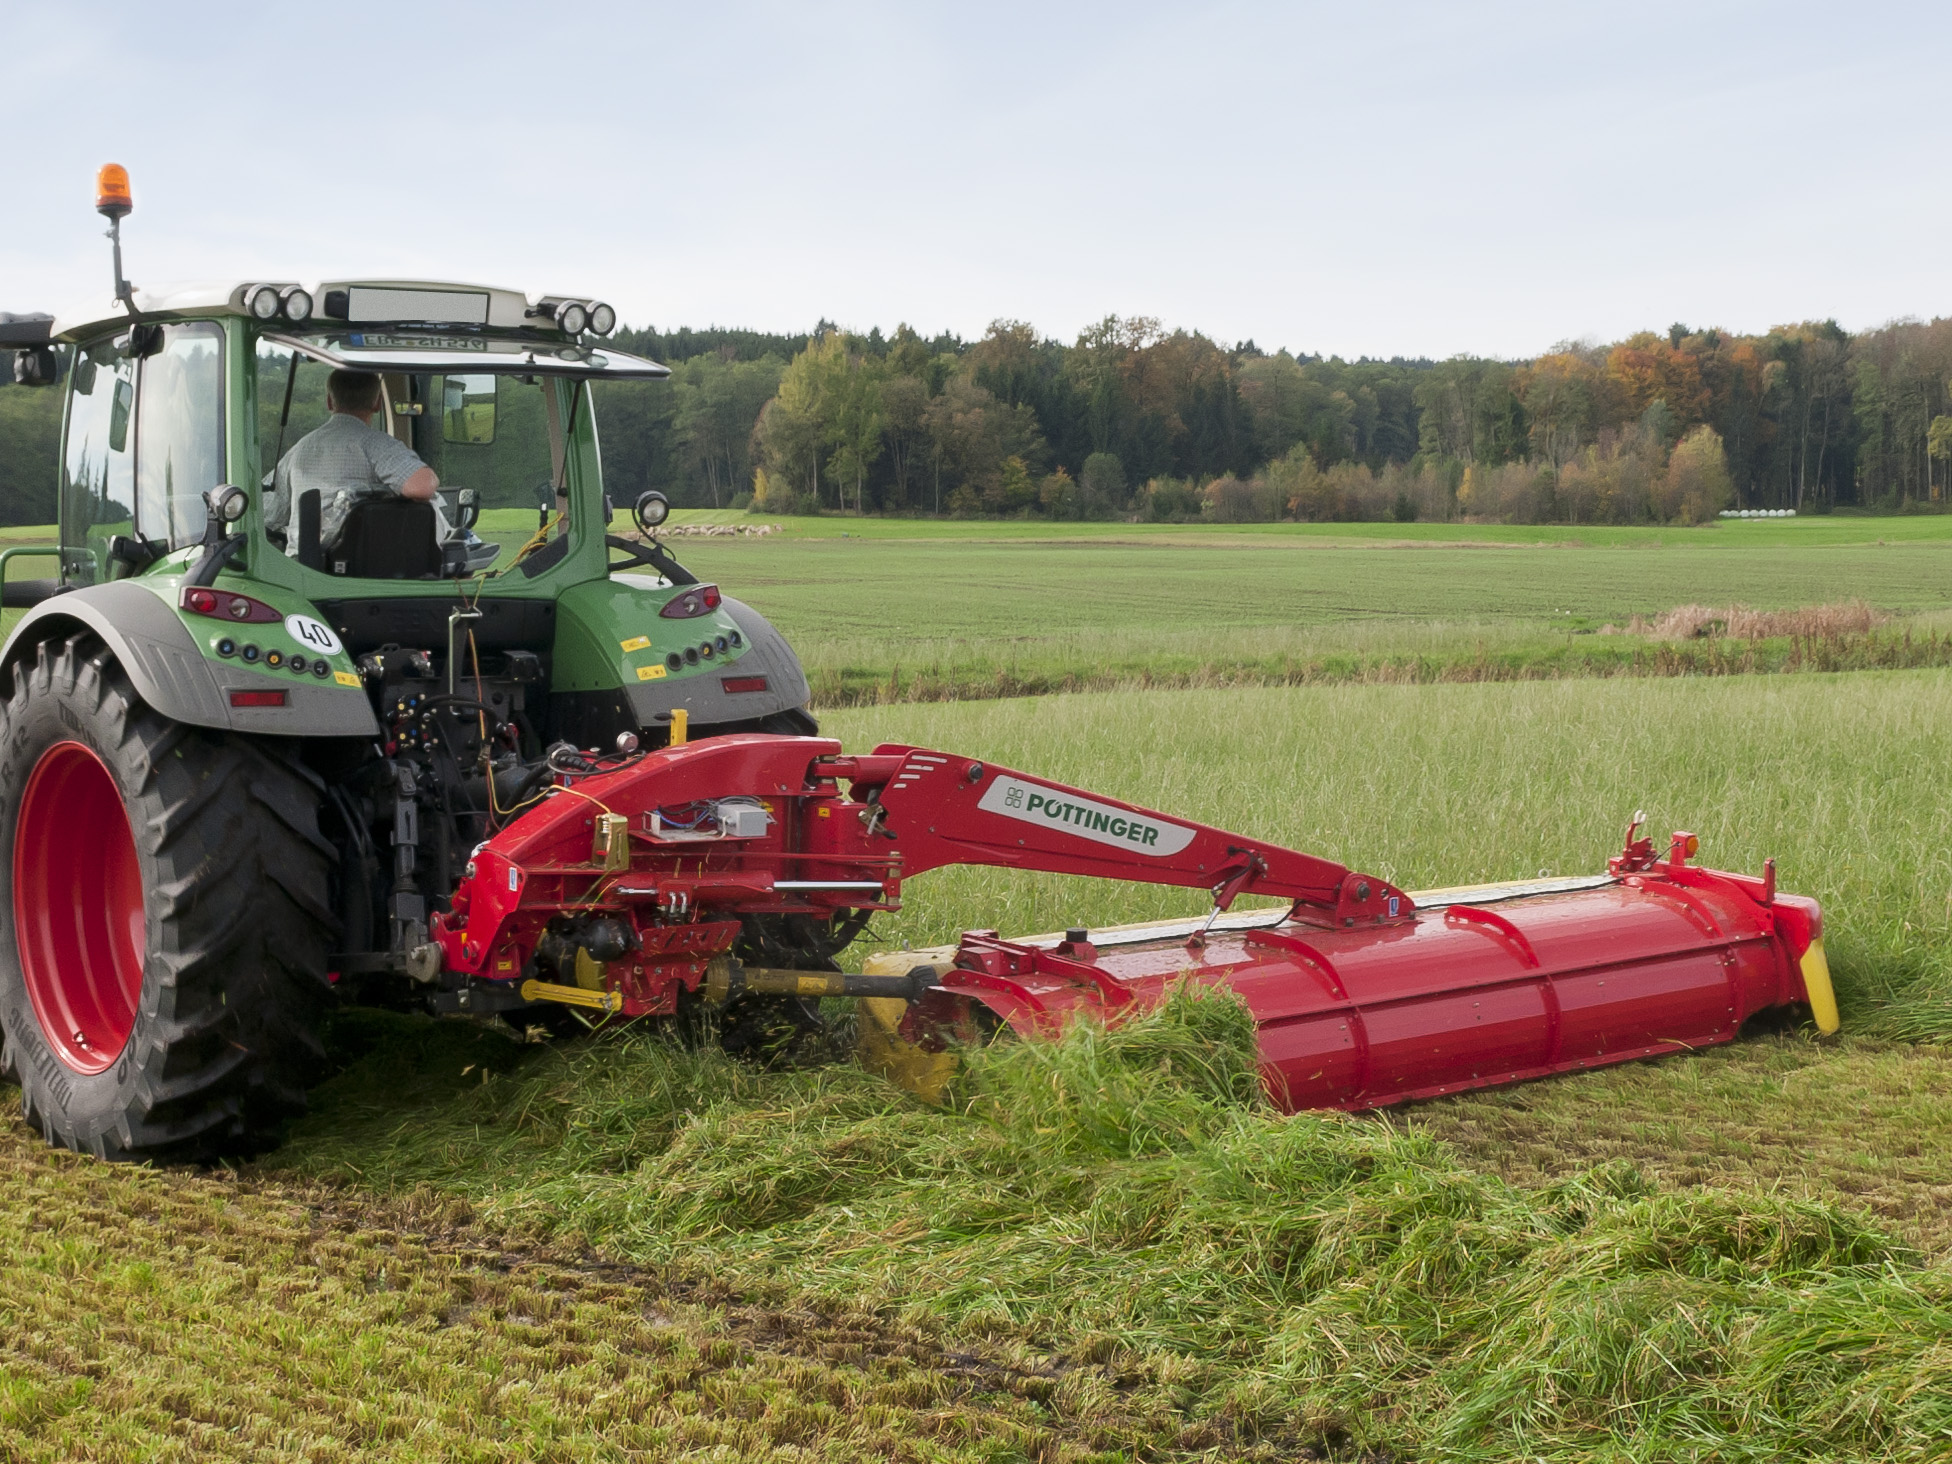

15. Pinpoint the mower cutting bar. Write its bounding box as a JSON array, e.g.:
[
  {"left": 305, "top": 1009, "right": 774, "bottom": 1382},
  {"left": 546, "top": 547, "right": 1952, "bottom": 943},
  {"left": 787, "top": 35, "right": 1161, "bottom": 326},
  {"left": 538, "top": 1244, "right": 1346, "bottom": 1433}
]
[{"left": 900, "top": 865, "right": 1830, "bottom": 1112}]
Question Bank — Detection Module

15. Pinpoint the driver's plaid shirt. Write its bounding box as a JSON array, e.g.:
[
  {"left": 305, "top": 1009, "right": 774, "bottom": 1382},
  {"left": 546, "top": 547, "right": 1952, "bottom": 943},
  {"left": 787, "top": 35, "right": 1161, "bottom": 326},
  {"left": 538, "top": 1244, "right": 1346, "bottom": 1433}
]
[{"left": 270, "top": 412, "right": 428, "bottom": 554}]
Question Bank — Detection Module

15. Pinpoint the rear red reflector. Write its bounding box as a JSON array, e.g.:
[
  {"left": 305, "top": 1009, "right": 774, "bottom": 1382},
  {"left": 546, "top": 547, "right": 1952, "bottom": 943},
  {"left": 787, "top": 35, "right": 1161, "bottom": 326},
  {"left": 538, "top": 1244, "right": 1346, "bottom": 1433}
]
[
  {"left": 182, "top": 587, "right": 279, "bottom": 623},
  {"left": 722, "top": 675, "right": 768, "bottom": 694},
  {"left": 659, "top": 584, "right": 722, "bottom": 618},
  {"left": 229, "top": 690, "right": 286, "bottom": 708}
]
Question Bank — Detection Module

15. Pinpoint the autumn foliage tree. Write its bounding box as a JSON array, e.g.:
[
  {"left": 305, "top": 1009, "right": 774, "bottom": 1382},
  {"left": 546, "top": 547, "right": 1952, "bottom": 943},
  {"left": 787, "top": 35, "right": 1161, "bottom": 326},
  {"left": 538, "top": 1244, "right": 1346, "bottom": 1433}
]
[{"left": 544, "top": 308, "right": 1952, "bottom": 526}]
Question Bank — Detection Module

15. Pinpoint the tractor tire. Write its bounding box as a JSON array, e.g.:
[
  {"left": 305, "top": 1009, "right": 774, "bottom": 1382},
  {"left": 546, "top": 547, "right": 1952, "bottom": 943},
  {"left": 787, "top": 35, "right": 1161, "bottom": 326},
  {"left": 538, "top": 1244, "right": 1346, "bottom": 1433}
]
[{"left": 0, "top": 632, "right": 334, "bottom": 1161}]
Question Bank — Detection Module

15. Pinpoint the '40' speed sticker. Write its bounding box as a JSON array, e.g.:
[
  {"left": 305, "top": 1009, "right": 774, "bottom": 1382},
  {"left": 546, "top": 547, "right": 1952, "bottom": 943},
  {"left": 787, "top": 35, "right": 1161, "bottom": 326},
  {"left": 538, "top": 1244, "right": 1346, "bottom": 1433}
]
[{"left": 285, "top": 614, "right": 343, "bottom": 657}]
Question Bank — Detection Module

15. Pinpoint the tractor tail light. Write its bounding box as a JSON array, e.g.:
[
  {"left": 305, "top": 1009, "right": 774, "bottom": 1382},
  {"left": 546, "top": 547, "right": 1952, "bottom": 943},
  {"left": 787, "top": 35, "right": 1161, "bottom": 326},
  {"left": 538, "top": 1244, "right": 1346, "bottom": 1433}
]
[
  {"left": 182, "top": 588, "right": 280, "bottom": 623},
  {"left": 229, "top": 690, "right": 286, "bottom": 708},
  {"left": 722, "top": 676, "right": 768, "bottom": 694},
  {"left": 659, "top": 584, "right": 722, "bottom": 619}
]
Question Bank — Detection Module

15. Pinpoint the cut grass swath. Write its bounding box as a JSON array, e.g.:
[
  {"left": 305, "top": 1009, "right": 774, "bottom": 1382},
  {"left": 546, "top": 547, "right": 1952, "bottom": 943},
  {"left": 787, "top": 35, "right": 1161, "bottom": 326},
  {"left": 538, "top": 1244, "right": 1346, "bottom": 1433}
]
[{"left": 270, "top": 987, "right": 1952, "bottom": 1462}]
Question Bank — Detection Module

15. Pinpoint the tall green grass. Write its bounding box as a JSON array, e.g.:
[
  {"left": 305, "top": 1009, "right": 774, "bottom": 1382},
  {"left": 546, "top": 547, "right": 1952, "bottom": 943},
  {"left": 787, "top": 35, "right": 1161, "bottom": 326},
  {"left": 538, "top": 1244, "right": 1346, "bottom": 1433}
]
[
  {"left": 279, "top": 988, "right": 1952, "bottom": 1461},
  {"left": 824, "top": 671, "right": 1952, "bottom": 1035}
]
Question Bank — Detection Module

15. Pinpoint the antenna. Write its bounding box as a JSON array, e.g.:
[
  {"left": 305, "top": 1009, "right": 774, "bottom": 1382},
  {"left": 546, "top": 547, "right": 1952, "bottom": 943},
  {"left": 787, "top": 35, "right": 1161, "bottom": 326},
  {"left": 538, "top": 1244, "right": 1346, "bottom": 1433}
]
[{"left": 95, "top": 164, "right": 136, "bottom": 314}]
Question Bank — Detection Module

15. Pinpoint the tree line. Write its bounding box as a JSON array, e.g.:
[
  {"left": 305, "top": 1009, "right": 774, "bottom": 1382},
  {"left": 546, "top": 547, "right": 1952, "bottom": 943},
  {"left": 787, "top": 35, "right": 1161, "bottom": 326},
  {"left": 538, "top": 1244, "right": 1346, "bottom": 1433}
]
[
  {"left": 0, "top": 314, "right": 1948, "bottom": 526},
  {"left": 595, "top": 314, "right": 1952, "bottom": 526}
]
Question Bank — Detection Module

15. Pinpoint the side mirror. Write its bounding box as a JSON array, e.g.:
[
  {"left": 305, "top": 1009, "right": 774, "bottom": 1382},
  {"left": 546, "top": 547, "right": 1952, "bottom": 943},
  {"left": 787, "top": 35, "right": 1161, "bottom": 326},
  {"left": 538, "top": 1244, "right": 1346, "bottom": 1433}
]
[
  {"left": 633, "top": 490, "right": 670, "bottom": 534},
  {"left": 455, "top": 488, "right": 481, "bottom": 531},
  {"left": 11, "top": 348, "right": 60, "bottom": 387}
]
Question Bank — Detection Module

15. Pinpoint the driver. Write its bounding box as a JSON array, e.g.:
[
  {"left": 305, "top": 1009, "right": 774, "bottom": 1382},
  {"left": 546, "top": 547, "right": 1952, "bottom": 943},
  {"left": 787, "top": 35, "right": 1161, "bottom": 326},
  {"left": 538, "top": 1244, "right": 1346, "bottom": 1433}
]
[{"left": 272, "top": 369, "right": 441, "bottom": 555}]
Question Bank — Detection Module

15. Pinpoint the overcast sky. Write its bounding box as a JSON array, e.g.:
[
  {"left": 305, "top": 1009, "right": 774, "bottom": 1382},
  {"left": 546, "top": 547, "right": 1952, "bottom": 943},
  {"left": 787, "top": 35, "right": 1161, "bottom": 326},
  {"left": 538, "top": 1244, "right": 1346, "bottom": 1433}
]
[{"left": 2, "top": 1, "right": 1945, "bottom": 360}]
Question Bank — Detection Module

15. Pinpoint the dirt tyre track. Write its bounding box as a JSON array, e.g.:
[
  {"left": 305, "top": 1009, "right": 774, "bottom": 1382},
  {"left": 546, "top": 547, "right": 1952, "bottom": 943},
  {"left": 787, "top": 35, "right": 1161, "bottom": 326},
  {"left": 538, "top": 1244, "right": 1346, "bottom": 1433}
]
[{"left": 0, "top": 631, "right": 334, "bottom": 1161}]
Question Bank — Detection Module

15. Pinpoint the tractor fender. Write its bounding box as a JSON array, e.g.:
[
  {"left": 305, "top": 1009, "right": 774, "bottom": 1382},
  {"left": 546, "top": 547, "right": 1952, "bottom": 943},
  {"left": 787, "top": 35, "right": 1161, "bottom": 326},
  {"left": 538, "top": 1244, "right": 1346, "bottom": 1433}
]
[
  {"left": 555, "top": 581, "right": 812, "bottom": 730},
  {"left": 1, "top": 582, "right": 380, "bottom": 737},
  {"left": 617, "top": 594, "right": 811, "bottom": 729}
]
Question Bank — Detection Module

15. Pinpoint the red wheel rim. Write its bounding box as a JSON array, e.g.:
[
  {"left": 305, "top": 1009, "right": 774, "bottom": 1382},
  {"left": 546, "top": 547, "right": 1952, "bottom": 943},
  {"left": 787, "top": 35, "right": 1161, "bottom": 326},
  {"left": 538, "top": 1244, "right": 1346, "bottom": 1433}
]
[{"left": 13, "top": 741, "right": 145, "bottom": 1075}]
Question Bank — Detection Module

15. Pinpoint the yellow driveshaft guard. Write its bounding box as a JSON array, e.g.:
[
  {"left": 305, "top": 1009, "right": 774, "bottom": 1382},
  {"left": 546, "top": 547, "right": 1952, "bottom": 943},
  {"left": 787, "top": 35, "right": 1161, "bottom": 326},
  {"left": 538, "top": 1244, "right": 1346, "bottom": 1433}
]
[
  {"left": 854, "top": 951, "right": 958, "bottom": 1105},
  {"left": 520, "top": 978, "right": 622, "bottom": 1013}
]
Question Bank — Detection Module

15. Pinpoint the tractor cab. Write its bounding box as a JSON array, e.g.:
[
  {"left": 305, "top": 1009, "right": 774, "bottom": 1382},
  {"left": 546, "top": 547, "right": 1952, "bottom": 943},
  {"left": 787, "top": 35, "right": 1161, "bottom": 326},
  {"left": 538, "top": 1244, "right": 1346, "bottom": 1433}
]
[
  {"left": 50, "top": 281, "right": 670, "bottom": 589},
  {"left": 251, "top": 298, "right": 676, "bottom": 580},
  {"left": 17, "top": 261, "right": 816, "bottom": 743}
]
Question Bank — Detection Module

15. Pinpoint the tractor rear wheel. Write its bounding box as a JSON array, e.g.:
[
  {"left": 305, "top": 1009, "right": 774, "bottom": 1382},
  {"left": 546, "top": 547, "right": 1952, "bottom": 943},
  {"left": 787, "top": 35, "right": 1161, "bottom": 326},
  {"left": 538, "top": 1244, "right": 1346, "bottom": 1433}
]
[{"left": 0, "top": 633, "right": 334, "bottom": 1160}]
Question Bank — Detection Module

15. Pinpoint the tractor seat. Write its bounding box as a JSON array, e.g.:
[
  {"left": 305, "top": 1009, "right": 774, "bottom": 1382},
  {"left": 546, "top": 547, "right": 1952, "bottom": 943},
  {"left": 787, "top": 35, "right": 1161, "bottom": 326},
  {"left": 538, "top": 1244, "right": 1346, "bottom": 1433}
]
[{"left": 332, "top": 497, "right": 442, "bottom": 578}]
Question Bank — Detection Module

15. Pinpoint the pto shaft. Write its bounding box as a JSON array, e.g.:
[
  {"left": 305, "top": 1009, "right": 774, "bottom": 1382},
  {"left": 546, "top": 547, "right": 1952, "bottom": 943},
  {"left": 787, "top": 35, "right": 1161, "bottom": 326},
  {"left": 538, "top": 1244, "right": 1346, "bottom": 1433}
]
[{"left": 703, "top": 958, "right": 936, "bottom": 1005}]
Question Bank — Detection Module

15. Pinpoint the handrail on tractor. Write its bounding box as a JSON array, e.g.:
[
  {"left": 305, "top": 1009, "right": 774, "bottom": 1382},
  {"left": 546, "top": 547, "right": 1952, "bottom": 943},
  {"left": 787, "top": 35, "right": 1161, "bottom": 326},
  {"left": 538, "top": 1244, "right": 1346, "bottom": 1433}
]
[{"left": 0, "top": 545, "right": 62, "bottom": 610}]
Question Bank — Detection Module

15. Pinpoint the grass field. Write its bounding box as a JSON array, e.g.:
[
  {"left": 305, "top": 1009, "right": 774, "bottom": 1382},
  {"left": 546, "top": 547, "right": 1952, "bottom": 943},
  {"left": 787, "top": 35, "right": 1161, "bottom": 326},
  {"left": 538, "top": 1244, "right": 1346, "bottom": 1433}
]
[
  {"left": 651, "top": 512, "right": 1952, "bottom": 703},
  {"left": 8, "top": 520, "right": 1952, "bottom": 1460},
  {"left": 8, "top": 670, "right": 1952, "bottom": 1460}
]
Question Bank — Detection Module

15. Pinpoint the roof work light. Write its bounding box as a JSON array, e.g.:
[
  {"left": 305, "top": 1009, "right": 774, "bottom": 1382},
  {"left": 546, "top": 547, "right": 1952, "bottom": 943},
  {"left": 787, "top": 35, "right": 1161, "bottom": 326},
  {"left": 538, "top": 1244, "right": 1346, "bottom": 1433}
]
[{"left": 530, "top": 296, "right": 615, "bottom": 336}]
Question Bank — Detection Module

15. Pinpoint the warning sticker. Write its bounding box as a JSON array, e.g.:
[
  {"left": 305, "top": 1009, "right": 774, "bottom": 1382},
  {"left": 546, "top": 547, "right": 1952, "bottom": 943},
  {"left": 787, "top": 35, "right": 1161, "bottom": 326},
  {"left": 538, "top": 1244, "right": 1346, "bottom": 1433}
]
[
  {"left": 975, "top": 775, "right": 1195, "bottom": 856},
  {"left": 636, "top": 665, "right": 666, "bottom": 680},
  {"left": 620, "top": 635, "right": 651, "bottom": 652},
  {"left": 333, "top": 671, "right": 361, "bottom": 688}
]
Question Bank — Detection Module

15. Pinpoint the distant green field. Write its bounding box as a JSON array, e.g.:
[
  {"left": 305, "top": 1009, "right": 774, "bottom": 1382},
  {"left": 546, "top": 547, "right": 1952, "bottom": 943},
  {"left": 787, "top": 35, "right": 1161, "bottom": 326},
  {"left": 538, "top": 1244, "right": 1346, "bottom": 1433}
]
[
  {"left": 660, "top": 507, "right": 1952, "bottom": 548},
  {"left": 653, "top": 512, "right": 1952, "bottom": 702}
]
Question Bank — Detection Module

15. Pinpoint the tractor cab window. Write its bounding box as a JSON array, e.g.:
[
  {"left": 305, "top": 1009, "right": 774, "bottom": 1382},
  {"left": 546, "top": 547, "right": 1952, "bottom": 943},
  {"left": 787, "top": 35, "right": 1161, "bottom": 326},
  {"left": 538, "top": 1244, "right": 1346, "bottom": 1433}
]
[
  {"left": 254, "top": 339, "right": 331, "bottom": 483},
  {"left": 62, "top": 324, "right": 227, "bottom": 585},
  {"left": 135, "top": 322, "right": 224, "bottom": 550},
  {"left": 256, "top": 336, "right": 568, "bottom": 579},
  {"left": 60, "top": 337, "right": 137, "bottom": 586},
  {"left": 409, "top": 372, "right": 555, "bottom": 514}
]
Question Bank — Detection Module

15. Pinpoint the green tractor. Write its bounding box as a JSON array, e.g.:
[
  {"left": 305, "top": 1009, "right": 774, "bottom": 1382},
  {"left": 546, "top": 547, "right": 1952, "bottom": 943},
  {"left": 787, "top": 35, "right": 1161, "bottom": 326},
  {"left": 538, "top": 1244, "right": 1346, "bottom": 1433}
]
[{"left": 0, "top": 167, "right": 816, "bottom": 1159}]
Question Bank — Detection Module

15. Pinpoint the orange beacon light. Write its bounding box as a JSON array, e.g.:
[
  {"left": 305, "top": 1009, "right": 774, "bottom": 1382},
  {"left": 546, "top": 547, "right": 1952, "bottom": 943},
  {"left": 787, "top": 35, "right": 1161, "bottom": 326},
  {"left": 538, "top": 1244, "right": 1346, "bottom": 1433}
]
[{"left": 96, "top": 164, "right": 132, "bottom": 219}]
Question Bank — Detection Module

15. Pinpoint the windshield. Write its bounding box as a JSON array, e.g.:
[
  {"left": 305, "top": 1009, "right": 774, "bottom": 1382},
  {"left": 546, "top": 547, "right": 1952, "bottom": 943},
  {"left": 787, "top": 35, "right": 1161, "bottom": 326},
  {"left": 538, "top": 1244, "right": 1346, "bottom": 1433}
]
[{"left": 256, "top": 339, "right": 574, "bottom": 579}]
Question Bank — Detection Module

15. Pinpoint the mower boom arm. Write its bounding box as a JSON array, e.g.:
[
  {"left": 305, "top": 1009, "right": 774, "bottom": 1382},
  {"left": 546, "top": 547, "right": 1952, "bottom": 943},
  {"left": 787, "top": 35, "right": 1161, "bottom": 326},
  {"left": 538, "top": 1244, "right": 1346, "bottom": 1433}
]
[{"left": 829, "top": 745, "right": 1413, "bottom": 924}]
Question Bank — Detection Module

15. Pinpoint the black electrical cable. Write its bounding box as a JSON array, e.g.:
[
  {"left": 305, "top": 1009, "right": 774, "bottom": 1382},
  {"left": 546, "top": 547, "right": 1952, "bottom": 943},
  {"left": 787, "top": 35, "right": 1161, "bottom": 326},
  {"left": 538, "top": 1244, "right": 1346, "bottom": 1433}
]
[{"left": 271, "top": 348, "right": 300, "bottom": 466}]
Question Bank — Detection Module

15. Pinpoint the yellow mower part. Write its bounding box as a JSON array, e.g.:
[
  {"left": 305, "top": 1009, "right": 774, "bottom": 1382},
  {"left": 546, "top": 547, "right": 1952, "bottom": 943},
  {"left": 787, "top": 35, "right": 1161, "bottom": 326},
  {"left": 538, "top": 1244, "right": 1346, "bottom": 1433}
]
[
  {"left": 520, "top": 978, "right": 622, "bottom": 1013},
  {"left": 591, "top": 812, "right": 630, "bottom": 872},
  {"left": 573, "top": 947, "right": 607, "bottom": 991},
  {"left": 855, "top": 951, "right": 958, "bottom": 1105},
  {"left": 1800, "top": 937, "right": 1841, "bottom": 1035}
]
